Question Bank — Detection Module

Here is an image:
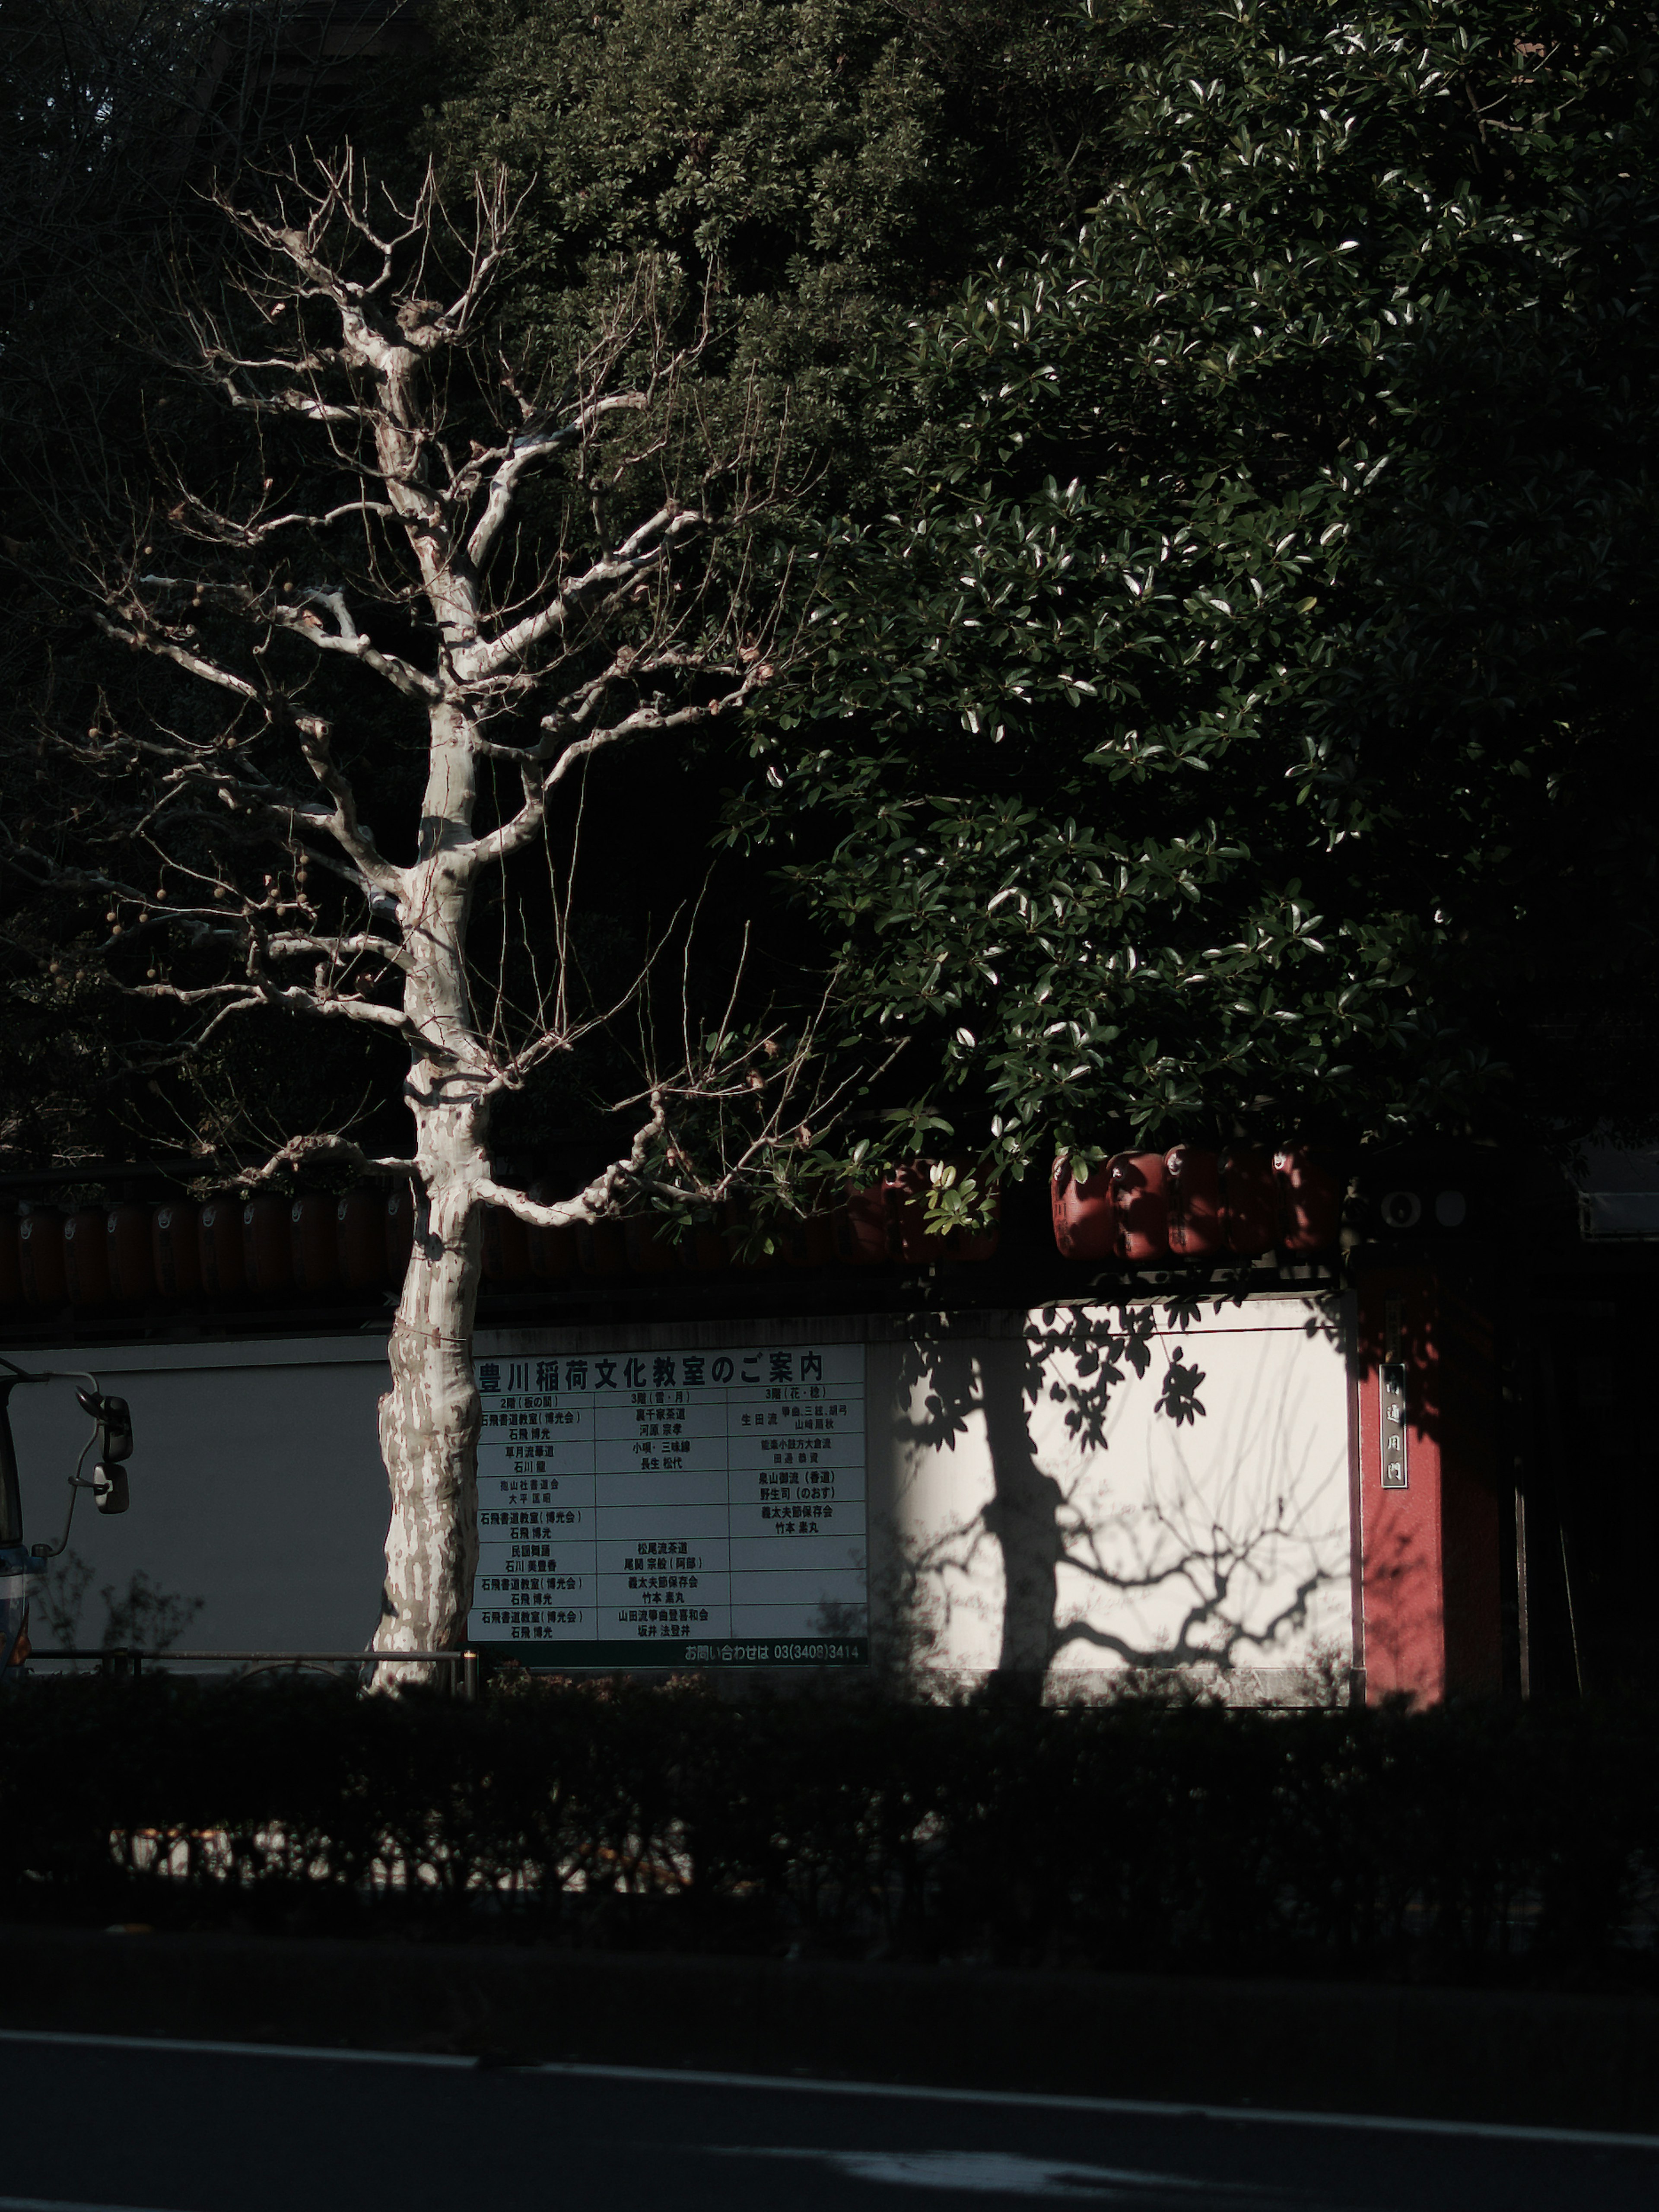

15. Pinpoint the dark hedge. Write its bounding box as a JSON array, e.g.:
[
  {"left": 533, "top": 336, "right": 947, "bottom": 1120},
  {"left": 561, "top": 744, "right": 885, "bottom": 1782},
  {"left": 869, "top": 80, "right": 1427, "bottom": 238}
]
[{"left": 1, "top": 1675, "right": 1655, "bottom": 1987}]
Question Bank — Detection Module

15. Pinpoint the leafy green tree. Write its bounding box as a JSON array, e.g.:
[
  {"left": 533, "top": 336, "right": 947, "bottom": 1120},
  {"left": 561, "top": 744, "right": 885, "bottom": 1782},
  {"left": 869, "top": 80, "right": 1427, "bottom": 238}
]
[
  {"left": 734, "top": 1, "right": 1659, "bottom": 1214},
  {"left": 402, "top": 0, "right": 1136, "bottom": 503}
]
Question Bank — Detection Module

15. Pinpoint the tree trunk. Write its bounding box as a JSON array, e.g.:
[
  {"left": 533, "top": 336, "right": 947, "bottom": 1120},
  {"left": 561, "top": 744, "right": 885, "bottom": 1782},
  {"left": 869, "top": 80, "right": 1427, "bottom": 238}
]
[
  {"left": 371, "top": 1092, "right": 489, "bottom": 1683},
  {"left": 370, "top": 691, "right": 489, "bottom": 1687}
]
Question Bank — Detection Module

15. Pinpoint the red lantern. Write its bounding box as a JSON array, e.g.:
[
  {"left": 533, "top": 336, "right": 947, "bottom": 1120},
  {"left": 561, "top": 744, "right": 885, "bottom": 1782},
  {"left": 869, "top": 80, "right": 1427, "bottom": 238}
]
[
  {"left": 1166, "top": 1147, "right": 1224, "bottom": 1259},
  {"left": 1275, "top": 1145, "right": 1343, "bottom": 1252},
  {"left": 1051, "top": 1157, "right": 1116, "bottom": 1261},
  {"left": 941, "top": 1154, "right": 1002, "bottom": 1264},
  {"left": 947, "top": 1183, "right": 1002, "bottom": 1264},
  {"left": 290, "top": 1196, "right": 339, "bottom": 1292},
  {"left": 832, "top": 1184, "right": 891, "bottom": 1265},
  {"left": 907, "top": 1157, "right": 1003, "bottom": 1264},
  {"left": 885, "top": 1163, "right": 935, "bottom": 1265},
  {"left": 153, "top": 1203, "right": 202, "bottom": 1297},
  {"left": 18, "top": 1211, "right": 67, "bottom": 1307},
  {"left": 721, "top": 1201, "right": 781, "bottom": 1269},
  {"left": 242, "top": 1197, "right": 294, "bottom": 1293},
  {"left": 532, "top": 1221, "right": 578, "bottom": 1277},
  {"left": 1221, "top": 1148, "right": 1277, "bottom": 1255},
  {"left": 63, "top": 1209, "right": 111, "bottom": 1306},
  {"left": 483, "top": 1205, "right": 533, "bottom": 1284},
  {"left": 385, "top": 1184, "right": 418, "bottom": 1286},
  {"left": 107, "top": 1205, "right": 155, "bottom": 1300},
  {"left": 337, "top": 1190, "right": 388, "bottom": 1289},
  {"left": 623, "top": 1216, "right": 677, "bottom": 1274},
  {"left": 677, "top": 1216, "right": 728, "bottom": 1274},
  {"left": 198, "top": 1200, "right": 247, "bottom": 1298},
  {"left": 775, "top": 1211, "right": 833, "bottom": 1268},
  {"left": 1109, "top": 1151, "right": 1170, "bottom": 1263},
  {"left": 577, "top": 1220, "right": 628, "bottom": 1276}
]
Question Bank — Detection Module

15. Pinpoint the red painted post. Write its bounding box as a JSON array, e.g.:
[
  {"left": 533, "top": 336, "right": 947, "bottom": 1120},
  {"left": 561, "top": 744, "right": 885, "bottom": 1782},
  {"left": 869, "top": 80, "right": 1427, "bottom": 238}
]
[
  {"left": 1355, "top": 1268, "right": 1445, "bottom": 1704},
  {"left": 1354, "top": 1265, "right": 1504, "bottom": 1705}
]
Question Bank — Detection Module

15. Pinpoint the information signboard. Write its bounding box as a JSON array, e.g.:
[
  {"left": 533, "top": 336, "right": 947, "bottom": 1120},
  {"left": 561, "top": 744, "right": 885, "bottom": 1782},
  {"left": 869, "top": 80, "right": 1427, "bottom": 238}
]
[{"left": 467, "top": 1342, "right": 867, "bottom": 1667}]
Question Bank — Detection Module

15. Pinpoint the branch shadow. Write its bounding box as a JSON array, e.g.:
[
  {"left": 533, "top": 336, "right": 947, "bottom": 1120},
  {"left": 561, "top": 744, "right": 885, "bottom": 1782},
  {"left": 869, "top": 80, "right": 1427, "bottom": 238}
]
[{"left": 888, "top": 1300, "right": 1351, "bottom": 1704}]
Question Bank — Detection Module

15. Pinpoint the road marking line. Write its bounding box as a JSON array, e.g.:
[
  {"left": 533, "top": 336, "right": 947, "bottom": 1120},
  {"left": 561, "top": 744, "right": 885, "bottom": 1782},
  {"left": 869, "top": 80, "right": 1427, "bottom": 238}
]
[
  {"left": 712, "top": 2147, "right": 1277, "bottom": 2198},
  {"left": 0, "top": 2197, "right": 185, "bottom": 2212},
  {"left": 2, "top": 2025, "right": 1657, "bottom": 2152},
  {"left": 0, "top": 2026, "right": 474, "bottom": 2071}
]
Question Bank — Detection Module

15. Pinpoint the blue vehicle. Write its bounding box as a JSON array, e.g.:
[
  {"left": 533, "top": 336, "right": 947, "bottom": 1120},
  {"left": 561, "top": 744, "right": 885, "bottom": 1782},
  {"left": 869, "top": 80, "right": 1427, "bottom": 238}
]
[{"left": 0, "top": 1357, "right": 134, "bottom": 1675}]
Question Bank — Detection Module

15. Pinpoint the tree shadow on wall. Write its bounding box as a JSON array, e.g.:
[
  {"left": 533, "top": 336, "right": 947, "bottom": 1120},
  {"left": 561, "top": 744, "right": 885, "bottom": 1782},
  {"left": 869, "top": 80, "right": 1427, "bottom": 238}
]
[
  {"left": 33, "top": 1547, "right": 203, "bottom": 1660},
  {"left": 889, "top": 1300, "right": 1348, "bottom": 1704}
]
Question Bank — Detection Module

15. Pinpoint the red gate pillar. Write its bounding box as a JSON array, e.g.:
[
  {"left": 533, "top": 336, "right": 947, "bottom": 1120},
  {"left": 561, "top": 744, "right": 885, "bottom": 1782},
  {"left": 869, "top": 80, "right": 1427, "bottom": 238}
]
[{"left": 1354, "top": 1267, "right": 1503, "bottom": 1704}]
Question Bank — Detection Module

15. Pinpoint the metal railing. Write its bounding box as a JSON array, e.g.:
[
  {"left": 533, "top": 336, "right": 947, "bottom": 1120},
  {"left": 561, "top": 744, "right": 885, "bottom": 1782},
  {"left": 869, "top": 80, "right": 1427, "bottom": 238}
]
[{"left": 22, "top": 1648, "right": 480, "bottom": 1697}]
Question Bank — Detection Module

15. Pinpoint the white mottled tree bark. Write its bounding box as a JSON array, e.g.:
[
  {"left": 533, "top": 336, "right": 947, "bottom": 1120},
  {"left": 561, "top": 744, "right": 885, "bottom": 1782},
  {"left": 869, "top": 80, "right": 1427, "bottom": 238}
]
[{"left": 375, "top": 1095, "right": 486, "bottom": 1667}]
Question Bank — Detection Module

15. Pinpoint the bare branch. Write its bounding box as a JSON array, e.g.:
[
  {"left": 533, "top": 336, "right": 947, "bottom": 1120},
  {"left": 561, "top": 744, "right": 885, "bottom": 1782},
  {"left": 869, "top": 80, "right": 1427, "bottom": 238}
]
[
  {"left": 463, "top": 392, "right": 649, "bottom": 571},
  {"left": 461, "top": 505, "right": 703, "bottom": 680},
  {"left": 93, "top": 612, "right": 261, "bottom": 702},
  {"left": 475, "top": 1092, "right": 668, "bottom": 1227},
  {"left": 240, "top": 1132, "right": 419, "bottom": 1187},
  {"left": 274, "top": 594, "right": 443, "bottom": 702},
  {"left": 290, "top": 721, "right": 407, "bottom": 897}
]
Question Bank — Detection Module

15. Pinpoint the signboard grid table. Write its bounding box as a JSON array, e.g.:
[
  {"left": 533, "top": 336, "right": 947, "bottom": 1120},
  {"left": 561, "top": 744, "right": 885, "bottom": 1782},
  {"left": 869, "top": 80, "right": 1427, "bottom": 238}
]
[{"left": 467, "top": 1342, "right": 867, "bottom": 1668}]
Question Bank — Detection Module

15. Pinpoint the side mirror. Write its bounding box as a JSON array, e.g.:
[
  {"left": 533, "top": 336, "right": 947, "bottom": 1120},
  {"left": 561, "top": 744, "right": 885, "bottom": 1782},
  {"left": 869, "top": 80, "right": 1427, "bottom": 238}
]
[
  {"left": 76, "top": 1390, "right": 133, "bottom": 1464},
  {"left": 93, "top": 1464, "right": 129, "bottom": 1516}
]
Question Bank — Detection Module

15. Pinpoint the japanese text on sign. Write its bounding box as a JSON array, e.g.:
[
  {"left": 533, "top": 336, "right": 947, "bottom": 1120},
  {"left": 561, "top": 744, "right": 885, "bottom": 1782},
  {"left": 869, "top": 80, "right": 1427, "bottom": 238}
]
[{"left": 467, "top": 1343, "right": 867, "bottom": 1667}]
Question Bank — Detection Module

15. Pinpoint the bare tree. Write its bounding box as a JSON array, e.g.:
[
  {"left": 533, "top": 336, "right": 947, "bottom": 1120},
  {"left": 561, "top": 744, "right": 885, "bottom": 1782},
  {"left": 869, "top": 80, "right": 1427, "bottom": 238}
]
[{"left": 5, "top": 151, "right": 817, "bottom": 1677}]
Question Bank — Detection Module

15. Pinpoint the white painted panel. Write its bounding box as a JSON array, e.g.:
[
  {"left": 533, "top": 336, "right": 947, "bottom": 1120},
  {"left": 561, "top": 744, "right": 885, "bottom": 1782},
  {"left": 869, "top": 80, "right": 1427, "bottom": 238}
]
[
  {"left": 2, "top": 1300, "right": 1352, "bottom": 1700},
  {"left": 868, "top": 1301, "right": 1352, "bottom": 1699},
  {"left": 6, "top": 1341, "right": 391, "bottom": 1655}
]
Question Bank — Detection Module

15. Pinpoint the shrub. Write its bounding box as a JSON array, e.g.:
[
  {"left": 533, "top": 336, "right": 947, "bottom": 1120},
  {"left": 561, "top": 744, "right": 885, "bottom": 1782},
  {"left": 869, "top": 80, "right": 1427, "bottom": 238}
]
[{"left": 3, "top": 1675, "right": 1656, "bottom": 1987}]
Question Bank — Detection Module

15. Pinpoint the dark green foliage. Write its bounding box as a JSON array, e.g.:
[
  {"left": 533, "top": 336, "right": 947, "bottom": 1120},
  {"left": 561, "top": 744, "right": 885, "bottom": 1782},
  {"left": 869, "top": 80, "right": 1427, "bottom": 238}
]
[
  {"left": 5, "top": 1674, "right": 1659, "bottom": 1988},
  {"left": 735, "top": 3, "right": 1659, "bottom": 1200},
  {"left": 410, "top": 0, "right": 1132, "bottom": 504},
  {"left": 8, "top": 3, "right": 1658, "bottom": 1188}
]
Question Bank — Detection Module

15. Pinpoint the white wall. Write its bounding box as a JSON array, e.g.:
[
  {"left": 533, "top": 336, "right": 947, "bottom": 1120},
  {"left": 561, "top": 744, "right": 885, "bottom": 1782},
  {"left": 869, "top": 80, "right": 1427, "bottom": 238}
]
[
  {"left": 6, "top": 1295, "right": 1354, "bottom": 1696},
  {"left": 864, "top": 1297, "right": 1354, "bottom": 1699},
  {"left": 8, "top": 1338, "right": 390, "bottom": 1655}
]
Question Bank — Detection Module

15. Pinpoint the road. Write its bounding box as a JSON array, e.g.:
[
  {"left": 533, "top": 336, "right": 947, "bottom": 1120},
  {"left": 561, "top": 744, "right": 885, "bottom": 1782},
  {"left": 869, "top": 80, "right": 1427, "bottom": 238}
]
[{"left": 0, "top": 2031, "right": 1654, "bottom": 2210}]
